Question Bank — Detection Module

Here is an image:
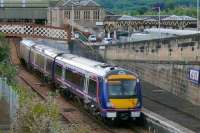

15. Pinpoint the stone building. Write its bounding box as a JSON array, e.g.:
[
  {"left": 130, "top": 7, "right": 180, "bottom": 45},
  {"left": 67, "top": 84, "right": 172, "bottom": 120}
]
[{"left": 48, "top": 0, "right": 106, "bottom": 29}]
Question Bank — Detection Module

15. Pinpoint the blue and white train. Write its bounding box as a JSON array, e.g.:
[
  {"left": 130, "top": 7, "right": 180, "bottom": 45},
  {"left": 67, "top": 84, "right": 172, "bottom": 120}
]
[{"left": 19, "top": 39, "right": 142, "bottom": 121}]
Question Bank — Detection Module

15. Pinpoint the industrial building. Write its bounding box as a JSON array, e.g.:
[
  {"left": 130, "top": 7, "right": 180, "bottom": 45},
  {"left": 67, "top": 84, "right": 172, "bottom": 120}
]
[{"left": 0, "top": 0, "right": 59, "bottom": 24}]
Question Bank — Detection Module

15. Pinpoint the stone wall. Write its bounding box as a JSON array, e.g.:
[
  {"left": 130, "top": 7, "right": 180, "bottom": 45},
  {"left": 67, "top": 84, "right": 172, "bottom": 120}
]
[
  {"left": 48, "top": 7, "right": 105, "bottom": 28},
  {"left": 94, "top": 34, "right": 200, "bottom": 105},
  {"left": 111, "top": 61, "right": 200, "bottom": 105},
  {"left": 98, "top": 34, "right": 200, "bottom": 62}
]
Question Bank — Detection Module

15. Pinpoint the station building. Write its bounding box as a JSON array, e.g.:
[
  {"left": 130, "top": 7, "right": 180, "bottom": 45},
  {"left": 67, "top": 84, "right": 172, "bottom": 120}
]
[{"left": 47, "top": 0, "right": 106, "bottom": 29}]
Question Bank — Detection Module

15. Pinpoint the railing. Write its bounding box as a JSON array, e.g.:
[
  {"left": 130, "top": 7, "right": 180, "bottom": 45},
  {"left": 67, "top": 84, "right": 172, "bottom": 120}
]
[
  {"left": 0, "top": 77, "right": 18, "bottom": 122},
  {"left": 0, "top": 23, "right": 68, "bottom": 41},
  {"left": 66, "top": 19, "right": 94, "bottom": 33},
  {"left": 75, "top": 31, "right": 88, "bottom": 42}
]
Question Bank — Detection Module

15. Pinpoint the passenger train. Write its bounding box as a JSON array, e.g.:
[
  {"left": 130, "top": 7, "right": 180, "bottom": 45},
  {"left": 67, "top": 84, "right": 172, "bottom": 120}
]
[{"left": 19, "top": 39, "right": 142, "bottom": 121}]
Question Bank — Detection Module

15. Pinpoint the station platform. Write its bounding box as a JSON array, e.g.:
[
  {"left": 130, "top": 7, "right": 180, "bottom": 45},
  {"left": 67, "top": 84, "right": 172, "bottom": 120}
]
[{"left": 142, "top": 81, "right": 200, "bottom": 132}]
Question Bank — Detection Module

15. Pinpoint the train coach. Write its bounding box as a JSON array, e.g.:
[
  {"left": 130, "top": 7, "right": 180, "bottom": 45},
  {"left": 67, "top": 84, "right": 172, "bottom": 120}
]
[{"left": 19, "top": 39, "right": 142, "bottom": 121}]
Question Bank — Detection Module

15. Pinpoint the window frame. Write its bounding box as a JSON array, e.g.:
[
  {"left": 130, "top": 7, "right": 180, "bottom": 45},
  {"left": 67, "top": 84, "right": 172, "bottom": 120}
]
[
  {"left": 65, "top": 68, "right": 85, "bottom": 90},
  {"left": 55, "top": 63, "right": 63, "bottom": 78},
  {"left": 88, "top": 78, "right": 97, "bottom": 97},
  {"left": 46, "top": 58, "right": 53, "bottom": 73}
]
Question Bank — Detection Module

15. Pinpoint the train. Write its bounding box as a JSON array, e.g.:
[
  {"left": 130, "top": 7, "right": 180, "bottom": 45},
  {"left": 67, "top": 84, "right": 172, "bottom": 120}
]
[{"left": 19, "top": 39, "right": 142, "bottom": 121}]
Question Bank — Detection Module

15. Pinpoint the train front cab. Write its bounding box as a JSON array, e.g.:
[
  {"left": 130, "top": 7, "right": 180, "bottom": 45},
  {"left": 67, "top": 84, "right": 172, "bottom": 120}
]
[{"left": 100, "top": 70, "right": 142, "bottom": 121}]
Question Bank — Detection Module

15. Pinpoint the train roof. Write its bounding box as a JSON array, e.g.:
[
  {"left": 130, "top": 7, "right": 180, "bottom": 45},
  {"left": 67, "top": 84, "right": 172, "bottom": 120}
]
[{"left": 20, "top": 39, "right": 133, "bottom": 77}]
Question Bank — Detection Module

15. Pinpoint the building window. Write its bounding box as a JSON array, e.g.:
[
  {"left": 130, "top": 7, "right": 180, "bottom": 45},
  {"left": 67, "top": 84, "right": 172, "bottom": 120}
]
[
  {"left": 65, "top": 10, "right": 71, "bottom": 19},
  {"left": 84, "top": 10, "right": 90, "bottom": 20},
  {"left": 74, "top": 10, "right": 80, "bottom": 20},
  {"left": 93, "top": 10, "right": 99, "bottom": 20}
]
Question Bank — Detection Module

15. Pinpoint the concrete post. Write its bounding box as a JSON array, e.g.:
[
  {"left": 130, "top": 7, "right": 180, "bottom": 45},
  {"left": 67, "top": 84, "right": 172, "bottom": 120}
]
[
  {"left": 0, "top": 78, "right": 2, "bottom": 100},
  {"left": 9, "top": 88, "right": 12, "bottom": 120},
  {"left": 107, "top": 32, "right": 111, "bottom": 38},
  {"left": 114, "top": 30, "right": 117, "bottom": 40}
]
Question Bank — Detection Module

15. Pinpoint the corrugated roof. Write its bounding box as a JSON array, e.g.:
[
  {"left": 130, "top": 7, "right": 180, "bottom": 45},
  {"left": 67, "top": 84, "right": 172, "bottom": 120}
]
[
  {"left": 118, "top": 15, "right": 142, "bottom": 21},
  {"left": 105, "top": 15, "right": 197, "bottom": 22},
  {"left": 162, "top": 15, "right": 196, "bottom": 21},
  {"left": 0, "top": 8, "right": 47, "bottom": 19},
  {"left": 0, "top": 0, "right": 59, "bottom": 7},
  {"left": 145, "top": 28, "right": 199, "bottom": 35},
  {"left": 0, "top": 0, "right": 59, "bottom": 19}
]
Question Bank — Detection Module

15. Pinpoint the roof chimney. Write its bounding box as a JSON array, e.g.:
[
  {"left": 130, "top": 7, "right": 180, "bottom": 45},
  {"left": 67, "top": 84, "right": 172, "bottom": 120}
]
[
  {"left": 0, "top": 0, "right": 4, "bottom": 8},
  {"left": 22, "top": 0, "right": 26, "bottom": 7}
]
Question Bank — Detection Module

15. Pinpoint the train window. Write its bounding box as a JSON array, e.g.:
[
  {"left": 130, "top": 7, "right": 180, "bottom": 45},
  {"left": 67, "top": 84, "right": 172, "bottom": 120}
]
[
  {"left": 88, "top": 79, "right": 97, "bottom": 97},
  {"left": 46, "top": 59, "right": 52, "bottom": 72},
  {"left": 108, "top": 80, "right": 136, "bottom": 98},
  {"left": 65, "top": 69, "right": 84, "bottom": 89},
  {"left": 55, "top": 64, "right": 62, "bottom": 77},
  {"left": 36, "top": 53, "right": 44, "bottom": 68}
]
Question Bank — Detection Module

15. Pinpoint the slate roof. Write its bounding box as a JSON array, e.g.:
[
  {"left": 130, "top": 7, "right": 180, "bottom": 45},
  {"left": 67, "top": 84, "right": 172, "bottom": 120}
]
[{"left": 55, "top": 0, "right": 100, "bottom": 7}]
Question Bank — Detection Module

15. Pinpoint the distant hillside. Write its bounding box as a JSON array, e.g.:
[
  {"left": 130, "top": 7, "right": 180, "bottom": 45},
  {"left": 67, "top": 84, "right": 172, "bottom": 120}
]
[{"left": 96, "top": 0, "right": 198, "bottom": 17}]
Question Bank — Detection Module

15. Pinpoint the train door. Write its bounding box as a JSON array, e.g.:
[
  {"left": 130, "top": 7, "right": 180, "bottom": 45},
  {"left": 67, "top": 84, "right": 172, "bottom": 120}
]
[
  {"left": 31, "top": 50, "right": 36, "bottom": 66},
  {"left": 44, "top": 56, "right": 47, "bottom": 73},
  {"left": 84, "top": 75, "right": 89, "bottom": 104}
]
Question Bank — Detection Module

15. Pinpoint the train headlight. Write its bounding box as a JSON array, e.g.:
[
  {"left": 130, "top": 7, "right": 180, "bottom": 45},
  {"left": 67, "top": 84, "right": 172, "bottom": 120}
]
[
  {"left": 131, "top": 112, "right": 141, "bottom": 117},
  {"left": 106, "top": 112, "right": 116, "bottom": 118},
  {"left": 106, "top": 102, "right": 114, "bottom": 108}
]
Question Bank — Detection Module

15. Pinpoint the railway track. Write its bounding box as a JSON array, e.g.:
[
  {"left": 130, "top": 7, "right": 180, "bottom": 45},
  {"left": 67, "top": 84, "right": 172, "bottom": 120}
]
[
  {"left": 18, "top": 66, "right": 148, "bottom": 133},
  {"left": 9, "top": 39, "right": 149, "bottom": 133}
]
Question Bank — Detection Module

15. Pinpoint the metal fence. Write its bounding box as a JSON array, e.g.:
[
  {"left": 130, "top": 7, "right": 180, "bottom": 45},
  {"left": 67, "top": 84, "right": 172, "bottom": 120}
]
[{"left": 0, "top": 77, "right": 18, "bottom": 121}]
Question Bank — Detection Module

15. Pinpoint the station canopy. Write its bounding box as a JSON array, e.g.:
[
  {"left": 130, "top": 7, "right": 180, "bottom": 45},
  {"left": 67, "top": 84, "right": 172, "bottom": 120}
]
[
  {"left": 0, "top": 0, "right": 59, "bottom": 7},
  {"left": 0, "top": 0, "right": 59, "bottom": 19}
]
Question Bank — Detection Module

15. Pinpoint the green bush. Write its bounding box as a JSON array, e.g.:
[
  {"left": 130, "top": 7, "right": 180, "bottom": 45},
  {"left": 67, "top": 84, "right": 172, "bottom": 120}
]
[
  {"left": 0, "top": 33, "right": 90, "bottom": 133},
  {"left": 0, "top": 33, "right": 10, "bottom": 62}
]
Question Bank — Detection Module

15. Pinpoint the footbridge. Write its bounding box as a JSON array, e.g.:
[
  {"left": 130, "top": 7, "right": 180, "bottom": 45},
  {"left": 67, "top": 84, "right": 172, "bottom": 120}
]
[{"left": 0, "top": 23, "right": 69, "bottom": 41}]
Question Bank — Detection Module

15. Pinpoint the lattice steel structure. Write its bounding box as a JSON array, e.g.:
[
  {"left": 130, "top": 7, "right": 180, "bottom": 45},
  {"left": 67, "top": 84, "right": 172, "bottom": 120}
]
[
  {"left": 104, "top": 15, "right": 197, "bottom": 33},
  {"left": 0, "top": 23, "right": 69, "bottom": 41}
]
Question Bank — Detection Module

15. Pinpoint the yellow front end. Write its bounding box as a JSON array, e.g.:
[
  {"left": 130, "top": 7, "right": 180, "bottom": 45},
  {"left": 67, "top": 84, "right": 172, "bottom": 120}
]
[
  {"left": 107, "top": 74, "right": 138, "bottom": 109},
  {"left": 110, "top": 99, "right": 138, "bottom": 109}
]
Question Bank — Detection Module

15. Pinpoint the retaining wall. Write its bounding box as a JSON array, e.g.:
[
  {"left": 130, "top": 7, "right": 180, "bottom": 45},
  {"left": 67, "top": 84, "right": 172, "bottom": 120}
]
[{"left": 111, "top": 60, "right": 200, "bottom": 105}]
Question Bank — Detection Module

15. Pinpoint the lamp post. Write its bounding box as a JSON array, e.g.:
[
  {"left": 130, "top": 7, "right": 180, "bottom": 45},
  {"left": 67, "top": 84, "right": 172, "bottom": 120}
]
[
  {"left": 197, "top": 0, "right": 199, "bottom": 31},
  {"left": 72, "top": 4, "right": 74, "bottom": 36},
  {"left": 152, "top": 7, "right": 161, "bottom": 29},
  {"left": 153, "top": 6, "right": 161, "bottom": 39},
  {"left": 63, "top": 1, "right": 79, "bottom": 39},
  {"left": 158, "top": 6, "right": 161, "bottom": 29}
]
